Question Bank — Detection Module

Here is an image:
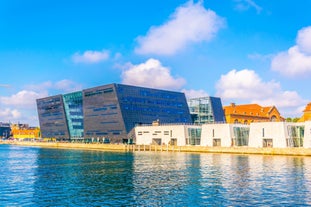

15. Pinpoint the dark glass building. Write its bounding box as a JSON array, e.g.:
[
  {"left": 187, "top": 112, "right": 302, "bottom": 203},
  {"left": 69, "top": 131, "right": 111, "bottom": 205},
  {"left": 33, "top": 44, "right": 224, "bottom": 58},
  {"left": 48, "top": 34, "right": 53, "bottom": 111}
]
[
  {"left": 0, "top": 122, "right": 11, "bottom": 139},
  {"left": 36, "top": 95, "right": 69, "bottom": 139},
  {"left": 37, "top": 83, "right": 192, "bottom": 143},
  {"left": 187, "top": 96, "right": 226, "bottom": 124}
]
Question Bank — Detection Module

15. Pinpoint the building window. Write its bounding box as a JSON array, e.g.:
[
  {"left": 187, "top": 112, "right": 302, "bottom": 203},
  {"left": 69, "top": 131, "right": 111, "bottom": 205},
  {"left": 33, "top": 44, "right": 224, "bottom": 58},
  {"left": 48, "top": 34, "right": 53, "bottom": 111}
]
[
  {"left": 263, "top": 139, "right": 273, "bottom": 147},
  {"left": 271, "top": 115, "right": 277, "bottom": 122},
  {"left": 213, "top": 139, "right": 221, "bottom": 146},
  {"left": 262, "top": 128, "right": 265, "bottom": 137}
]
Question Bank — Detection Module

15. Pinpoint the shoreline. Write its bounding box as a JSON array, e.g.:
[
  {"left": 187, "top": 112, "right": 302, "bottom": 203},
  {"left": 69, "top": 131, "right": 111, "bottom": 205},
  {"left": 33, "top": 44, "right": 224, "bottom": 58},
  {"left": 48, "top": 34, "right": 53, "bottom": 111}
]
[{"left": 2, "top": 140, "right": 311, "bottom": 156}]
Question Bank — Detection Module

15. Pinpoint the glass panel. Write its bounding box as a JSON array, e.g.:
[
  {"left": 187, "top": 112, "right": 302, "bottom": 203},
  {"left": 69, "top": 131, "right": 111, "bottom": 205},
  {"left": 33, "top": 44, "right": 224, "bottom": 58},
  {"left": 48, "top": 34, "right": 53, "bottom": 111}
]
[
  {"left": 63, "top": 91, "right": 84, "bottom": 139},
  {"left": 233, "top": 126, "right": 250, "bottom": 146}
]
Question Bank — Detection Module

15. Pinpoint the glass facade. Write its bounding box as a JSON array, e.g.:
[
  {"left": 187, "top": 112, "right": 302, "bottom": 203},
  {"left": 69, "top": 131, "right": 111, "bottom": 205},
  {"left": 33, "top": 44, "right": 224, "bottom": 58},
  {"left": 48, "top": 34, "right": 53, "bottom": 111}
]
[
  {"left": 37, "top": 83, "right": 192, "bottom": 143},
  {"left": 83, "top": 84, "right": 126, "bottom": 143},
  {"left": 287, "top": 125, "right": 304, "bottom": 147},
  {"left": 188, "top": 97, "right": 225, "bottom": 124},
  {"left": 233, "top": 126, "right": 250, "bottom": 146},
  {"left": 116, "top": 84, "right": 192, "bottom": 133},
  {"left": 63, "top": 92, "right": 84, "bottom": 139},
  {"left": 36, "top": 95, "right": 69, "bottom": 139},
  {"left": 186, "top": 128, "right": 201, "bottom": 145},
  {"left": 0, "top": 123, "right": 11, "bottom": 138}
]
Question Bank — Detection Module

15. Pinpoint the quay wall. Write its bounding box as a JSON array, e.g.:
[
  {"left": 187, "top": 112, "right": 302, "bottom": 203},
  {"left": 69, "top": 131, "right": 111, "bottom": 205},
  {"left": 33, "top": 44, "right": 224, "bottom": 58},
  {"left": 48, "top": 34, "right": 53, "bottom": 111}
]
[{"left": 2, "top": 140, "right": 311, "bottom": 156}]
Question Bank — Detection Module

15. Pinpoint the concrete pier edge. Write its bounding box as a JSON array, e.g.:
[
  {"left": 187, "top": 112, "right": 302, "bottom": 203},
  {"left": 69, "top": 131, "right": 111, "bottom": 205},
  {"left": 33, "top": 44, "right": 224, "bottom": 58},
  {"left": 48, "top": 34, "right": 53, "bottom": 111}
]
[{"left": 2, "top": 140, "right": 311, "bottom": 156}]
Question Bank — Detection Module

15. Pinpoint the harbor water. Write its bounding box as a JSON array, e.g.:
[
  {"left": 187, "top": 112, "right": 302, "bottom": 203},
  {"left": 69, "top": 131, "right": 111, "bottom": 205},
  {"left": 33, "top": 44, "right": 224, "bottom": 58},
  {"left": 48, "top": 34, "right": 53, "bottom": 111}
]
[{"left": 0, "top": 144, "right": 311, "bottom": 206}]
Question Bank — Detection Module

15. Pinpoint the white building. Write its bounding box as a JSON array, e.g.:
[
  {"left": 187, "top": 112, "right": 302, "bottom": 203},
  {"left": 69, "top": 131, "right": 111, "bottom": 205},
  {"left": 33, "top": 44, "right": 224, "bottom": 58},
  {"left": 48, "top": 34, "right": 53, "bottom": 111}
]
[
  {"left": 201, "top": 123, "right": 250, "bottom": 147},
  {"left": 302, "top": 121, "right": 311, "bottom": 148},
  {"left": 248, "top": 122, "right": 305, "bottom": 148},
  {"left": 133, "top": 124, "right": 201, "bottom": 146},
  {"left": 131, "top": 121, "right": 311, "bottom": 149}
]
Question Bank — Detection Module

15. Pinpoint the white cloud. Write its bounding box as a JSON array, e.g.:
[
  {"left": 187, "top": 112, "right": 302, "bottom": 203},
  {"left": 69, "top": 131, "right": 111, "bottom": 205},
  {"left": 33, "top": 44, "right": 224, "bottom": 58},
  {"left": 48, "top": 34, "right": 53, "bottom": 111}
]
[
  {"left": 234, "top": 0, "right": 262, "bottom": 14},
  {"left": 0, "top": 79, "right": 83, "bottom": 126},
  {"left": 0, "top": 90, "right": 45, "bottom": 109},
  {"left": 72, "top": 49, "right": 110, "bottom": 63},
  {"left": 121, "top": 58, "right": 186, "bottom": 90},
  {"left": 182, "top": 89, "right": 209, "bottom": 99},
  {"left": 135, "top": 1, "right": 225, "bottom": 55},
  {"left": 297, "top": 26, "right": 311, "bottom": 55},
  {"left": 26, "top": 80, "right": 82, "bottom": 94},
  {"left": 54, "top": 80, "right": 83, "bottom": 93},
  {"left": 271, "top": 26, "right": 311, "bottom": 77},
  {"left": 216, "top": 69, "right": 307, "bottom": 117},
  {"left": 0, "top": 108, "right": 21, "bottom": 120}
]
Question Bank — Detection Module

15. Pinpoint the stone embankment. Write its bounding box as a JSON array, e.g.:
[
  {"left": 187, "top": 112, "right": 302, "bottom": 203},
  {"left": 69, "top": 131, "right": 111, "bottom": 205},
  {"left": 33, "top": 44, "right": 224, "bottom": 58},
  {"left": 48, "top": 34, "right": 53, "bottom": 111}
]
[{"left": 2, "top": 140, "right": 311, "bottom": 156}]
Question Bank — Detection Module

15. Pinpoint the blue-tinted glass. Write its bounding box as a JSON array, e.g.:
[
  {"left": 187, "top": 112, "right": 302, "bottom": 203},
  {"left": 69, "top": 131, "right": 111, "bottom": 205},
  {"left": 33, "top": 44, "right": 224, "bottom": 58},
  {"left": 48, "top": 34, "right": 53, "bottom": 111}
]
[{"left": 63, "top": 91, "right": 84, "bottom": 139}]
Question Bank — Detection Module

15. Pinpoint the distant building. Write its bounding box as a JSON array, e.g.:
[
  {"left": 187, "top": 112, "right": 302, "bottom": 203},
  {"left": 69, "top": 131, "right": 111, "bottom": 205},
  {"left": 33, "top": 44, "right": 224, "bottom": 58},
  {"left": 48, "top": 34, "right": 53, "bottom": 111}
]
[
  {"left": 223, "top": 103, "right": 284, "bottom": 124},
  {"left": 131, "top": 121, "right": 311, "bottom": 148},
  {"left": 37, "top": 83, "right": 192, "bottom": 143},
  {"left": 187, "top": 97, "right": 226, "bottom": 124},
  {"left": 11, "top": 124, "right": 41, "bottom": 140},
  {"left": 0, "top": 122, "right": 11, "bottom": 139},
  {"left": 248, "top": 122, "right": 305, "bottom": 148},
  {"left": 201, "top": 123, "right": 250, "bottom": 147},
  {"left": 298, "top": 102, "right": 311, "bottom": 122},
  {"left": 133, "top": 124, "right": 201, "bottom": 146}
]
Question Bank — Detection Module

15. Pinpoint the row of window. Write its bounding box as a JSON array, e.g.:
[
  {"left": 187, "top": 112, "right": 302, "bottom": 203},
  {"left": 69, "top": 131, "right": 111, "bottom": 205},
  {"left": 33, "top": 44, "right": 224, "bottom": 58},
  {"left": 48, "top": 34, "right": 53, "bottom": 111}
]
[{"left": 84, "top": 87, "right": 114, "bottom": 97}]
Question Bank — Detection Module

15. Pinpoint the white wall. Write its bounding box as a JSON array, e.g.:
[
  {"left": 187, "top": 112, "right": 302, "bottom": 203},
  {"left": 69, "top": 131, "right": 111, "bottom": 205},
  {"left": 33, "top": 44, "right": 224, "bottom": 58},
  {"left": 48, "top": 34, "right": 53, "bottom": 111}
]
[
  {"left": 134, "top": 125, "right": 200, "bottom": 146},
  {"left": 303, "top": 121, "right": 311, "bottom": 148},
  {"left": 249, "top": 122, "right": 288, "bottom": 148},
  {"left": 201, "top": 124, "right": 232, "bottom": 147}
]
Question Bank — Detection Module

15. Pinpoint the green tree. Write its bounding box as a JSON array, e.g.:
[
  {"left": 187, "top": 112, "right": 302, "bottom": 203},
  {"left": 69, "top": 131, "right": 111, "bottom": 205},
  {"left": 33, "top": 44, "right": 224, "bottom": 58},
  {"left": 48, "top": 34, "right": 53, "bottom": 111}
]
[{"left": 286, "top": 117, "right": 292, "bottom": 122}]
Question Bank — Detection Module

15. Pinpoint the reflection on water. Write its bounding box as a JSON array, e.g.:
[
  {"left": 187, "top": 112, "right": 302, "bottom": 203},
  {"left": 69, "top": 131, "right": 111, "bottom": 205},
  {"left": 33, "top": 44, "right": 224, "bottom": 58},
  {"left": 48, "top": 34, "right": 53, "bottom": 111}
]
[{"left": 1, "top": 145, "right": 311, "bottom": 206}]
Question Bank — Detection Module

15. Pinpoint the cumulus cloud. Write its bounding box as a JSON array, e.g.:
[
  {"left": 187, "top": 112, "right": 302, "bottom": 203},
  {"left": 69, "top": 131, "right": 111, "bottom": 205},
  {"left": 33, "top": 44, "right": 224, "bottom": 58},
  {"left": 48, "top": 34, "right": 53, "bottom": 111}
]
[
  {"left": 216, "top": 69, "right": 307, "bottom": 117},
  {"left": 182, "top": 89, "right": 209, "bottom": 99},
  {"left": 54, "top": 80, "right": 83, "bottom": 93},
  {"left": 0, "top": 90, "right": 45, "bottom": 109},
  {"left": 72, "top": 49, "right": 110, "bottom": 63},
  {"left": 135, "top": 1, "right": 225, "bottom": 55},
  {"left": 121, "top": 58, "right": 186, "bottom": 90},
  {"left": 0, "top": 108, "right": 21, "bottom": 119},
  {"left": 0, "top": 79, "right": 83, "bottom": 126},
  {"left": 271, "top": 26, "right": 311, "bottom": 77},
  {"left": 0, "top": 90, "right": 43, "bottom": 125},
  {"left": 26, "top": 80, "right": 82, "bottom": 94},
  {"left": 234, "top": 0, "right": 262, "bottom": 14}
]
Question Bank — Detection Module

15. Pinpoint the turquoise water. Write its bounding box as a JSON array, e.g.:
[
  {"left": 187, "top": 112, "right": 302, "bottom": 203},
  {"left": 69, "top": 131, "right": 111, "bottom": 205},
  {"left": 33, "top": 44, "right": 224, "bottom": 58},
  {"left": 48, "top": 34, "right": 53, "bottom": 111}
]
[{"left": 0, "top": 145, "right": 311, "bottom": 206}]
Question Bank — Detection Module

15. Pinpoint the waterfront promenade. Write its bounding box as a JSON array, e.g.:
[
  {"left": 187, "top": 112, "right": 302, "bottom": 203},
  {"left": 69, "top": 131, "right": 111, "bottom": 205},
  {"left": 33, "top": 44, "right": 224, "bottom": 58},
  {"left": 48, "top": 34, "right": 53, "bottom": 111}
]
[{"left": 2, "top": 140, "right": 311, "bottom": 156}]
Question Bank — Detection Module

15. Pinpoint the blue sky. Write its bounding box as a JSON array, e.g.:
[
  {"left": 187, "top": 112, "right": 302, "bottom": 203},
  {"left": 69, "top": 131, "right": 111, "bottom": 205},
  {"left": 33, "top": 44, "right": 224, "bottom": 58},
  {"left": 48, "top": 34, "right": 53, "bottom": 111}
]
[{"left": 1, "top": 0, "right": 311, "bottom": 126}]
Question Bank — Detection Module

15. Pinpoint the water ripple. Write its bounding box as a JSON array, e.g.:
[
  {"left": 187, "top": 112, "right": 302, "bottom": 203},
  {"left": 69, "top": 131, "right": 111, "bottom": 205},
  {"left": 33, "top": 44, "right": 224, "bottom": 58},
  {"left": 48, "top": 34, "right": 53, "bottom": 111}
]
[{"left": 1, "top": 146, "right": 311, "bottom": 206}]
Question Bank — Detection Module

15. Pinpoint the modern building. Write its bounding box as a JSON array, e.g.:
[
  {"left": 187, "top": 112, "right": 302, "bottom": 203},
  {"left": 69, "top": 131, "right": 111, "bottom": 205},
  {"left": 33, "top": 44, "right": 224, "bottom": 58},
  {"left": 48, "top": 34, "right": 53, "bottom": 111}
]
[
  {"left": 133, "top": 123, "right": 201, "bottom": 146},
  {"left": 248, "top": 122, "right": 305, "bottom": 148},
  {"left": 187, "top": 96, "right": 226, "bottom": 124},
  {"left": 0, "top": 122, "right": 11, "bottom": 139},
  {"left": 201, "top": 123, "right": 250, "bottom": 147},
  {"left": 11, "top": 124, "right": 41, "bottom": 140},
  {"left": 131, "top": 121, "right": 311, "bottom": 148},
  {"left": 223, "top": 103, "right": 284, "bottom": 124},
  {"left": 37, "top": 83, "right": 192, "bottom": 143},
  {"left": 299, "top": 102, "right": 311, "bottom": 122}
]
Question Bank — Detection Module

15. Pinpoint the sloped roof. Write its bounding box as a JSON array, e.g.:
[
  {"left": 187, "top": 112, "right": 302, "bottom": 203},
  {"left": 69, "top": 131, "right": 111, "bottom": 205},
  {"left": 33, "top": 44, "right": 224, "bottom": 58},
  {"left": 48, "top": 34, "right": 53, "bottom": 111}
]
[
  {"left": 303, "top": 103, "right": 311, "bottom": 113},
  {"left": 223, "top": 103, "right": 276, "bottom": 117}
]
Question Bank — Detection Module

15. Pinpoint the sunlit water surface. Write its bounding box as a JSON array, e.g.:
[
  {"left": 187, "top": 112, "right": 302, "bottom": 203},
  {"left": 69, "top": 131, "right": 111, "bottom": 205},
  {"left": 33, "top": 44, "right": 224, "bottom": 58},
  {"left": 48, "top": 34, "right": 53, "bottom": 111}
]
[{"left": 0, "top": 145, "right": 311, "bottom": 206}]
